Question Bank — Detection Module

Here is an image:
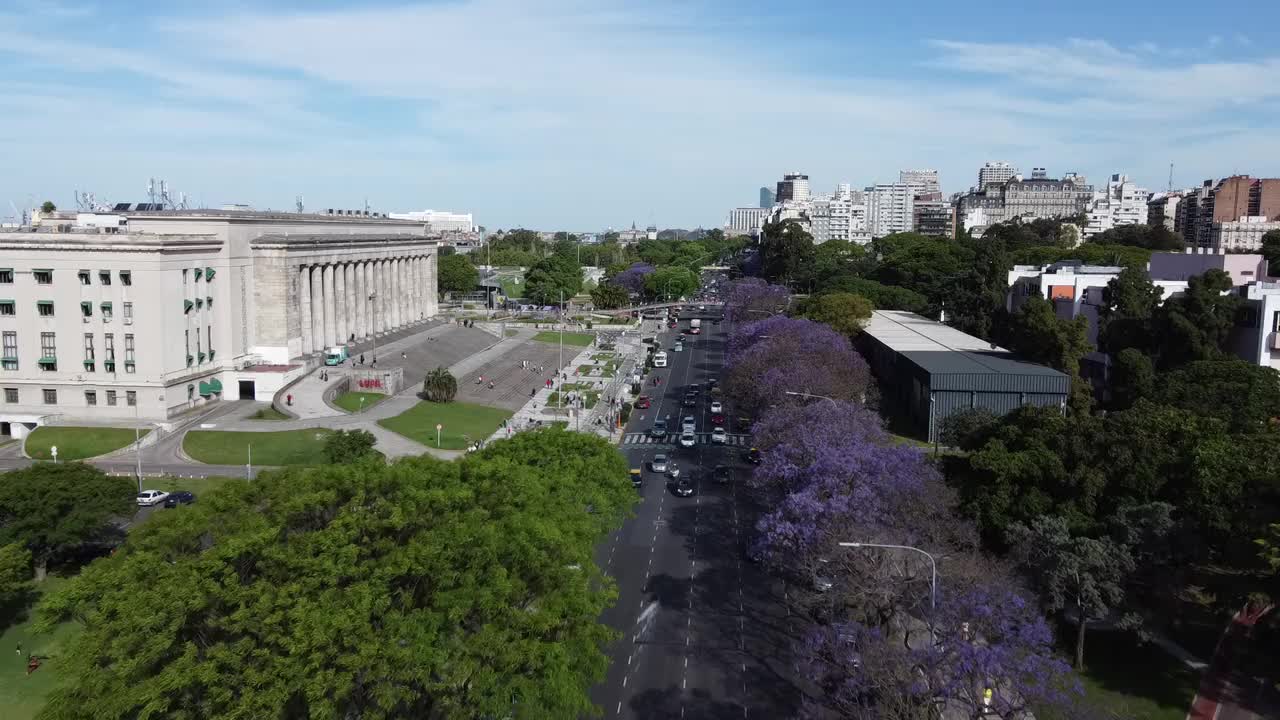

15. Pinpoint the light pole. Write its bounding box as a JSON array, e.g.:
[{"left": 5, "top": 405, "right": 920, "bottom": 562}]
[
  {"left": 839, "top": 541, "right": 937, "bottom": 613},
  {"left": 246, "top": 442, "right": 252, "bottom": 481},
  {"left": 785, "top": 390, "right": 839, "bottom": 408},
  {"left": 133, "top": 402, "right": 143, "bottom": 492}
]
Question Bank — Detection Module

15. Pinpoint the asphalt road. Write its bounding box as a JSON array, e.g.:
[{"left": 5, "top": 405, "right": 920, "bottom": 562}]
[{"left": 590, "top": 311, "right": 801, "bottom": 719}]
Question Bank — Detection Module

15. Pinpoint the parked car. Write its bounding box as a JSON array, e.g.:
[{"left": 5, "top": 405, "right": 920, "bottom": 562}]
[
  {"left": 635, "top": 395, "right": 651, "bottom": 409},
  {"left": 711, "top": 427, "right": 727, "bottom": 444},
  {"left": 650, "top": 454, "right": 669, "bottom": 473},
  {"left": 136, "top": 490, "right": 170, "bottom": 507},
  {"left": 650, "top": 420, "right": 668, "bottom": 438},
  {"left": 673, "top": 478, "right": 696, "bottom": 497},
  {"left": 710, "top": 400, "right": 723, "bottom": 413},
  {"left": 163, "top": 491, "right": 196, "bottom": 508},
  {"left": 679, "top": 432, "right": 697, "bottom": 448}
]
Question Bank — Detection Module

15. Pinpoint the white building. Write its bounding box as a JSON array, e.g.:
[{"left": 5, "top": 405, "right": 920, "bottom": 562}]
[
  {"left": 775, "top": 173, "right": 810, "bottom": 203},
  {"left": 810, "top": 196, "right": 870, "bottom": 245},
  {"left": 1084, "top": 174, "right": 1150, "bottom": 239},
  {"left": 1147, "top": 192, "right": 1182, "bottom": 233},
  {"left": 866, "top": 183, "right": 915, "bottom": 237},
  {"left": 0, "top": 210, "right": 439, "bottom": 437},
  {"left": 1236, "top": 282, "right": 1280, "bottom": 372},
  {"left": 899, "top": 169, "right": 940, "bottom": 196},
  {"left": 387, "top": 209, "right": 475, "bottom": 233},
  {"left": 978, "top": 161, "right": 1018, "bottom": 190},
  {"left": 1208, "top": 216, "right": 1280, "bottom": 252},
  {"left": 725, "top": 207, "right": 768, "bottom": 237}
]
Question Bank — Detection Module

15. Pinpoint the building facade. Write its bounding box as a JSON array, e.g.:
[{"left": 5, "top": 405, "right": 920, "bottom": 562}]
[
  {"left": 913, "top": 199, "right": 955, "bottom": 238},
  {"left": 978, "top": 161, "right": 1018, "bottom": 190},
  {"left": 726, "top": 207, "right": 768, "bottom": 237},
  {"left": 775, "top": 173, "right": 811, "bottom": 203},
  {"left": 759, "top": 187, "right": 776, "bottom": 209},
  {"left": 0, "top": 210, "right": 438, "bottom": 434},
  {"left": 387, "top": 209, "right": 475, "bottom": 233},
  {"left": 1147, "top": 192, "right": 1182, "bottom": 233},
  {"left": 1208, "top": 216, "right": 1280, "bottom": 252},
  {"left": 1003, "top": 175, "right": 1093, "bottom": 221},
  {"left": 899, "top": 169, "right": 940, "bottom": 195},
  {"left": 866, "top": 183, "right": 914, "bottom": 237},
  {"left": 1084, "top": 174, "right": 1150, "bottom": 238}
]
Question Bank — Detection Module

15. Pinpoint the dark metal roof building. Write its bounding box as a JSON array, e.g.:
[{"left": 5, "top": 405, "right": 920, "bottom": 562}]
[{"left": 858, "top": 310, "right": 1070, "bottom": 443}]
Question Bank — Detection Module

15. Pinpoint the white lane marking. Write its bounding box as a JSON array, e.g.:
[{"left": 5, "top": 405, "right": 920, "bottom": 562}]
[
  {"left": 622, "top": 675, "right": 628, "bottom": 688},
  {"left": 616, "top": 701, "right": 622, "bottom": 715}
]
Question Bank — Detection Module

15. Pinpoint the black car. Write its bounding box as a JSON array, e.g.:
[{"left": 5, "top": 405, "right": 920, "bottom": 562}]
[
  {"left": 673, "top": 478, "right": 696, "bottom": 497},
  {"left": 705, "top": 378, "right": 718, "bottom": 391},
  {"left": 163, "top": 491, "right": 196, "bottom": 508},
  {"left": 650, "top": 420, "right": 668, "bottom": 438},
  {"left": 745, "top": 448, "right": 762, "bottom": 465},
  {"left": 713, "top": 465, "right": 733, "bottom": 483}
]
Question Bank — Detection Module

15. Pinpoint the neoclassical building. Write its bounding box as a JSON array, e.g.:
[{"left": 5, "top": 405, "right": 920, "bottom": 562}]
[{"left": 0, "top": 209, "right": 438, "bottom": 435}]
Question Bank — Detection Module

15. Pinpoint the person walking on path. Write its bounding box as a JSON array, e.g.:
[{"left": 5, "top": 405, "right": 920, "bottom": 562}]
[{"left": 360, "top": 353, "right": 365, "bottom": 365}]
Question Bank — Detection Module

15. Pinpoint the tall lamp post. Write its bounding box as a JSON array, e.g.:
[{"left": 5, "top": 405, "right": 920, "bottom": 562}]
[
  {"left": 133, "top": 402, "right": 143, "bottom": 492},
  {"left": 784, "top": 390, "right": 838, "bottom": 408},
  {"left": 839, "top": 541, "right": 937, "bottom": 613}
]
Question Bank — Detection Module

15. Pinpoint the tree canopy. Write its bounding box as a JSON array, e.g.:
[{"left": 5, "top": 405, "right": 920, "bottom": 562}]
[
  {"left": 36, "top": 429, "right": 636, "bottom": 720},
  {"left": 589, "top": 283, "right": 630, "bottom": 309},
  {"left": 795, "top": 292, "right": 873, "bottom": 337},
  {"left": 436, "top": 253, "right": 479, "bottom": 294},
  {"left": 323, "top": 429, "right": 378, "bottom": 464},
  {"left": 1087, "top": 224, "right": 1185, "bottom": 251},
  {"left": 523, "top": 255, "right": 583, "bottom": 305},
  {"left": 758, "top": 220, "right": 816, "bottom": 285}
]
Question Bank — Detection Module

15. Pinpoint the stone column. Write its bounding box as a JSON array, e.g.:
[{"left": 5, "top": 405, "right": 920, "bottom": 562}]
[
  {"left": 380, "top": 259, "right": 391, "bottom": 332},
  {"left": 364, "top": 261, "right": 375, "bottom": 336},
  {"left": 335, "top": 263, "right": 348, "bottom": 345},
  {"left": 299, "top": 264, "right": 313, "bottom": 354},
  {"left": 426, "top": 254, "right": 438, "bottom": 317},
  {"left": 391, "top": 257, "right": 402, "bottom": 329},
  {"left": 322, "top": 264, "right": 336, "bottom": 347},
  {"left": 345, "top": 262, "right": 356, "bottom": 341},
  {"left": 352, "top": 262, "right": 364, "bottom": 340},
  {"left": 311, "top": 264, "right": 325, "bottom": 352},
  {"left": 414, "top": 256, "right": 424, "bottom": 321}
]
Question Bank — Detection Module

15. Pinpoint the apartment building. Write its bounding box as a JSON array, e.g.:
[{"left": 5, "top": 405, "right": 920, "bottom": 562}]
[{"left": 1084, "top": 174, "right": 1150, "bottom": 238}]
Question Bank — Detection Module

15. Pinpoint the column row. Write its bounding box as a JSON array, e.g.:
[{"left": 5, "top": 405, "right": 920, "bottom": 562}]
[{"left": 297, "top": 255, "right": 437, "bottom": 355}]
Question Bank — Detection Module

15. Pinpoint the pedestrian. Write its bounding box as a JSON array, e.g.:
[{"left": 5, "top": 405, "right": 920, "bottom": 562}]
[
  {"left": 531, "top": 388, "right": 536, "bottom": 397},
  {"left": 286, "top": 394, "right": 293, "bottom": 406},
  {"left": 488, "top": 381, "right": 494, "bottom": 390},
  {"left": 371, "top": 354, "right": 377, "bottom": 367},
  {"left": 401, "top": 351, "right": 407, "bottom": 360},
  {"left": 360, "top": 353, "right": 365, "bottom": 365},
  {"left": 15, "top": 642, "right": 21, "bottom": 655}
]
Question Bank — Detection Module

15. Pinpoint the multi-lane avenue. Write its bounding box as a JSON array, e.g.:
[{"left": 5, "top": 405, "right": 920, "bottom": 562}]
[{"left": 590, "top": 308, "right": 801, "bottom": 719}]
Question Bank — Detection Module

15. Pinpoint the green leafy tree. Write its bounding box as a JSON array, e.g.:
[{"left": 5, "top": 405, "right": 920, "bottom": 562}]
[
  {"left": 524, "top": 255, "right": 583, "bottom": 305},
  {"left": 1097, "top": 267, "right": 1165, "bottom": 355},
  {"left": 36, "top": 430, "right": 636, "bottom": 720},
  {"left": 437, "top": 254, "right": 479, "bottom": 294},
  {"left": 1152, "top": 269, "right": 1240, "bottom": 369},
  {"left": 1157, "top": 360, "right": 1280, "bottom": 432},
  {"left": 40, "top": 200, "right": 56, "bottom": 214},
  {"left": 937, "top": 408, "right": 1001, "bottom": 449},
  {"left": 1009, "top": 244, "right": 1152, "bottom": 270},
  {"left": 759, "top": 220, "right": 816, "bottom": 285},
  {"left": 1009, "top": 515, "right": 1134, "bottom": 669},
  {"left": 1088, "top": 224, "right": 1185, "bottom": 251},
  {"left": 635, "top": 239, "right": 676, "bottom": 266},
  {"left": 819, "top": 275, "right": 928, "bottom": 312},
  {"left": 0, "top": 464, "right": 134, "bottom": 581},
  {"left": 1108, "top": 348, "right": 1154, "bottom": 411},
  {"left": 1005, "top": 296, "right": 1092, "bottom": 376},
  {"left": 801, "top": 240, "right": 866, "bottom": 289},
  {"left": 323, "top": 429, "right": 378, "bottom": 464},
  {"left": 644, "top": 266, "right": 698, "bottom": 301},
  {"left": 0, "top": 543, "right": 32, "bottom": 608},
  {"left": 796, "top": 292, "right": 873, "bottom": 337},
  {"left": 589, "top": 283, "right": 630, "bottom": 309},
  {"left": 1262, "top": 230, "right": 1280, "bottom": 277},
  {"left": 422, "top": 366, "right": 458, "bottom": 403}
]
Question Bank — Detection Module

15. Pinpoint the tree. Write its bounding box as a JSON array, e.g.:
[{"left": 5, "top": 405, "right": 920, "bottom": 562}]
[
  {"left": 40, "top": 200, "right": 56, "bottom": 214},
  {"left": 937, "top": 408, "right": 1000, "bottom": 449},
  {"left": 1262, "top": 230, "right": 1280, "bottom": 277},
  {"left": 796, "top": 292, "right": 873, "bottom": 337},
  {"left": 0, "top": 464, "right": 134, "bottom": 581},
  {"left": 1004, "top": 296, "right": 1092, "bottom": 378},
  {"left": 819, "top": 276, "right": 928, "bottom": 313},
  {"left": 589, "top": 283, "right": 630, "bottom": 309},
  {"left": 609, "top": 262, "right": 654, "bottom": 295},
  {"left": 437, "top": 253, "right": 479, "bottom": 295},
  {"left": 643, "top": 266, "right": 697, "bottom": 301},
  {"left": 1108, "top": 348, "right": 1154, "bottom": 410},
  {"left": 1008, "top": 515, "right": 1134, "bottom": 669},
  {"left": 36, "top": 430, "right": 636, "bottom": 720},
  {"left": 323, "top": 429, "right": 378, "bottom": 464},
  {"left": 421, "top": 366, "right": 458, "bottom": 403},
  {"left": 722, "top": 278, "right": 790, "bottom": 323},
  {"left": 1097, "top": 267, "right": 1164, "bottom": 355},
  {"left": 1151, "top": 269, "right": 1239, "bottom": 369},
  {"left": 523, "top": 255, "right": 583, "bottom": 305},
  {"left": 1088, "top": 224, "right": 1185, "bottom": 251},
  {"left": 0, "top": 543, "right": 32, "bottom": 609},
  {"left": 759, "top": 220, "right": 816, "bottom": 284},
  {"left": 1156, "top": 360, "right": 1280, "bottom": 432}
]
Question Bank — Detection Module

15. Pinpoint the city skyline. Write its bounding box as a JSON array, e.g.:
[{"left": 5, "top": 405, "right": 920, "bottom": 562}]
[{"left": 2, "top": 0, "right": 1279, "bottom": 229}]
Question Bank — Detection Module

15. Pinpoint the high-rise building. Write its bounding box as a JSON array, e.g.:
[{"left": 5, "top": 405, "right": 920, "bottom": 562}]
[
  {"left": 725, "top": 207, "right": 768, "bottom": 237},
  {"left": 809, "top": 196, "right": 870, "bottom": 245},
  {"left": 1147, "top": 192, "right": 1183, "bottom": 233},
  {"left": 978, "top": 162, "right": 1018, "bottom": 190},
  {"left": 1084, "top": 174, "right": 1150, "bottom": 238},
  {"left": 1003, "top": 173, "right": 1093, "bottom": 221},
  {"left": 1187, "top": 176, "right": 1280, "bottom": 247},
  {"left": 899, "top": 169, "right": 940, "bottom": 196},
  {"left": 913, "top": 199, "right": 955, "bottom": 238},
  {"left": 867, "top": 184, "right": 915, "bottom": 237},
  {"left": 759, "top": 187, "right": 776, "bottom": 209},
  {"left": 776, "top": 173, "right": 811, "bottom": 203}
]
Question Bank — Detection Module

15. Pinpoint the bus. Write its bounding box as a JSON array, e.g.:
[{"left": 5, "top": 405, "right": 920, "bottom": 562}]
[{"left": 653, "top": 351, "right": 668, "bottom": 368}]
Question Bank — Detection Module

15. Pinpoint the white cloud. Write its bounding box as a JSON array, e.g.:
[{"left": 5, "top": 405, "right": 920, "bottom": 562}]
[{"left": 1208, "top": 34, "right": 1223, "bottom": 48}]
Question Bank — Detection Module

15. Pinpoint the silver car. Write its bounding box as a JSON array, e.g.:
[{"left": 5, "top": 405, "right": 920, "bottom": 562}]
[
  {"left": 679, "top": 432, "right": 696, "bottom": 448},
  {"left": 650, "top": 454, "right": 668, "bottom": 473}
]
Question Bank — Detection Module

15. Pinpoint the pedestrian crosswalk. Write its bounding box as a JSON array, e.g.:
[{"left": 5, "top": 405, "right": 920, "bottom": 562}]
[{"left": 620, "top": 432, "right": 749, "bottom": 447}]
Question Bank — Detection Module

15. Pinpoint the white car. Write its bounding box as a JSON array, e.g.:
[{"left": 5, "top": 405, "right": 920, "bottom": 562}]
[
  {"left": 136, "top": 490, "right": 170, "bottom": 507},
  {"left": 682, "top": 416, "right": 696, "bottom": 433},
  {"left": 674, "top": 342, "right": 683, "bottom": 352},
  {"left": 711, "top": 427, "right": 727, "bottom": 444},
  {"left": 650, "top": 454, "right": 668, "bottom": 473},
  {"left": 709, "top": 400, "right": 723, "bottom": 413},
  {"left": 679, "top": 432, "right": 696, "bottom": 448}
]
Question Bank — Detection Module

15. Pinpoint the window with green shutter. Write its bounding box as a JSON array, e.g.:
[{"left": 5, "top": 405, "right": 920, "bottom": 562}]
[
  {"left": 0, "top": 300, "right": 14, "bottom": 316},
  {"left": 37, "top": 301, "right": 55, "bottom": 317},
  {"left": 80, "top": 301, "right": 92, "bottom": 317}
]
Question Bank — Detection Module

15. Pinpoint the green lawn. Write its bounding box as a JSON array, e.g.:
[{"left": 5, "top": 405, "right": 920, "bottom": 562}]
[
  {"left": 577, "top": 363, "right": 617, "bottom": 378},
  {"left": 1045, "top": 628, "right": 1200, "bottom": 720},
  {"left": 0, "top": 577, "right": 81, "bottom": 720},
  {"left": 333, "top": 391, "right": 386, "bottom": 413},
  {"left": 378, "top": 401, "right": 513, "bottom": 450},
  {"left": 532, "top": 331, "right": 594, "bottom": 347},
  {"left": 547, "top": 391, "right": 600, "bottom": 409},
  {"left": 25, "top": 427, "right": 150, "bottom": 461},
  {"left": 248, "top": 406, "right": 290, "bottom": 421},
  {"left": 183, "top": 429, "right": 334, "bottom": 466}
]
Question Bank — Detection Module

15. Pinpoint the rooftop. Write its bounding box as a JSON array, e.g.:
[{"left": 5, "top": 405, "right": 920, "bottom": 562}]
[{"left": 864, "top": 310, "right": 1068, "bottom": 379}]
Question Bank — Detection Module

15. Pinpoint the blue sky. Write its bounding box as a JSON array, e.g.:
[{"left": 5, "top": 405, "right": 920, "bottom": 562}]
[{"left": 2, "top": 0, "right": 1280, "bottom": 230}]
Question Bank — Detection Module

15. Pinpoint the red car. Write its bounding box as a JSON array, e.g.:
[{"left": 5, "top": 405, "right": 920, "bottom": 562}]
[
  {"left": 689, "top": 327, "right": 701, "bottom": 335},
  {"left": 711, "top": 412, "right": 725, "bottom": 425},
  {"left": 668, "top": 321, "right": 677, "bottom": 328},
  {"left": 635, "top": 396, "right": 652, "bottom": 409}
]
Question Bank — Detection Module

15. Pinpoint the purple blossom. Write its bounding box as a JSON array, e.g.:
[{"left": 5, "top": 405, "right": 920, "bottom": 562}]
[
  {"left": 725, "top": 315, "right": 871, "bottom": 416},
  {"left": 609, "top": 263, "right": 654, "bottom": 294},
  {"left": 723, "top": 278, "right": 790, "bottom": 323}
]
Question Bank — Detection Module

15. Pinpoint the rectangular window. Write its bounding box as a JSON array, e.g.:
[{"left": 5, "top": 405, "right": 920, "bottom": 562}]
[
  {"left": 207, "top": 326, "right": 213, "bottom": 359},
  {"left": 0, "top": 269, "right": 12, "bottom": 284},
  {"left": 42, "top": 389, "right": 57, "bottom": 405},
  {"left": 85, "top": 390, "right": 97, "bottom": 406},
  {"left": 3, "top": 388, "right": 16, "bottom": 403},
  {"left": 123, "top": 334, "right": 134, "bottom": 372},
  {"left": 104, "top": 334, "right": 115, "bottom": 370},
  {"left": 78, "top": 270, "right": 91, "bottom": 286},
  {"left": 0, "top": 300, "right": 13, "bottom": 316},
  {"left": 98, "top": 270, "right": 112, "bottom": 286},
  {"left": 1, "top": 332, "right": 15, "bottom": 370},
  {"left": 37, "top": 301, "right": 54, "bottom": 317},
  {"left": 120, "top": 270, "right": 132, "bottom": 286},
  {"left": 33, "top": 270, "right": 52, "bottom": 285},
  {"left": 1273, "top": 311, "right": 1280, "bottom": 334},
  {"left": 81, "top": 301, "right": 92, "bottom": 318},
  {"left": 123, "top": 302, "right": 133, "bottom": 324},
  {"left": 84, "top": 333, "right": 95, "bottom": 362},
  {"left": 126, "top": 390, "right": 137, "bottom": 407},
  {"left": 182, "top": 268, "right": 188, "bottom": 285},
  {"left": 106, "top": 390, "right": 117, "bottom": 406},
  {"left": 39, "top": 332, "right": 57, "bottom": 370},
  {"left": 101, "top": 302, "right": 113, "bottom": 322},
  {"left": 196, "top": 328, "right": 202, "bottom": 358}
]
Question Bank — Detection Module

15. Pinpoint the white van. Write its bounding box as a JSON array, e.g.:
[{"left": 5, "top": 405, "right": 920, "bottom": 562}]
[{"left": 653, "top": 351, "right": 668, "bottom": 368}]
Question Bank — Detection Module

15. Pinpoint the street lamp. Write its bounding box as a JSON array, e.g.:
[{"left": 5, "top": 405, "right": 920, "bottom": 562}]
[
  {"left": 785, "top": 390, "right": 839, "bottom": 408},
  {"left": 839, "top": 541, "right": 937, "bottom": 613},
  {"left": 133, "top": 401, "right": 143, "bottom": 492},
  {"left": 368, "top": 291, "right": 378, "bottom": 362}
]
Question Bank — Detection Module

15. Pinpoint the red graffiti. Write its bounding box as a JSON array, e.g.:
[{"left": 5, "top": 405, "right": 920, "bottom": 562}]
[{"left": 358, "top": 379, "right": 384, "bottom": 389}]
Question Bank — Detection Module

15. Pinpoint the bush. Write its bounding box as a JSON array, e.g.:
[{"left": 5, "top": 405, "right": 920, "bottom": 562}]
[
  {"left": 323, "top": 429, "right": 378, "bottom": 464},
  {"left": 620, "top": 402, "right": 633, "bottom": 424}
]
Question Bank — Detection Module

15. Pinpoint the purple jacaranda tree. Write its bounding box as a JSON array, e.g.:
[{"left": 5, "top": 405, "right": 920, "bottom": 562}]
[
  {"left": 724, "top": 315, "right": 871, "bottom": 417},
  {"left": 800, "top": 586, "right": 1083, "bottom": 720},
  {"left": 609, "top": 263, "right": 654, "bottom": 295},
  {"left": 722, "top": 277, "right": 790, "bottom": 323}
]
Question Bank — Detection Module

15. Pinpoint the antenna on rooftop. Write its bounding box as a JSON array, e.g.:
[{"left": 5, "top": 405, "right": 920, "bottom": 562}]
[
  {"left": 296, "top": 195, "right": 305, "bottom": 213},
  {"left": 147, "top": 178, "right": 156, "bottom": 206},
  {"left": 1168, "top": 163, "right": 1174, "bottom": 192}
]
